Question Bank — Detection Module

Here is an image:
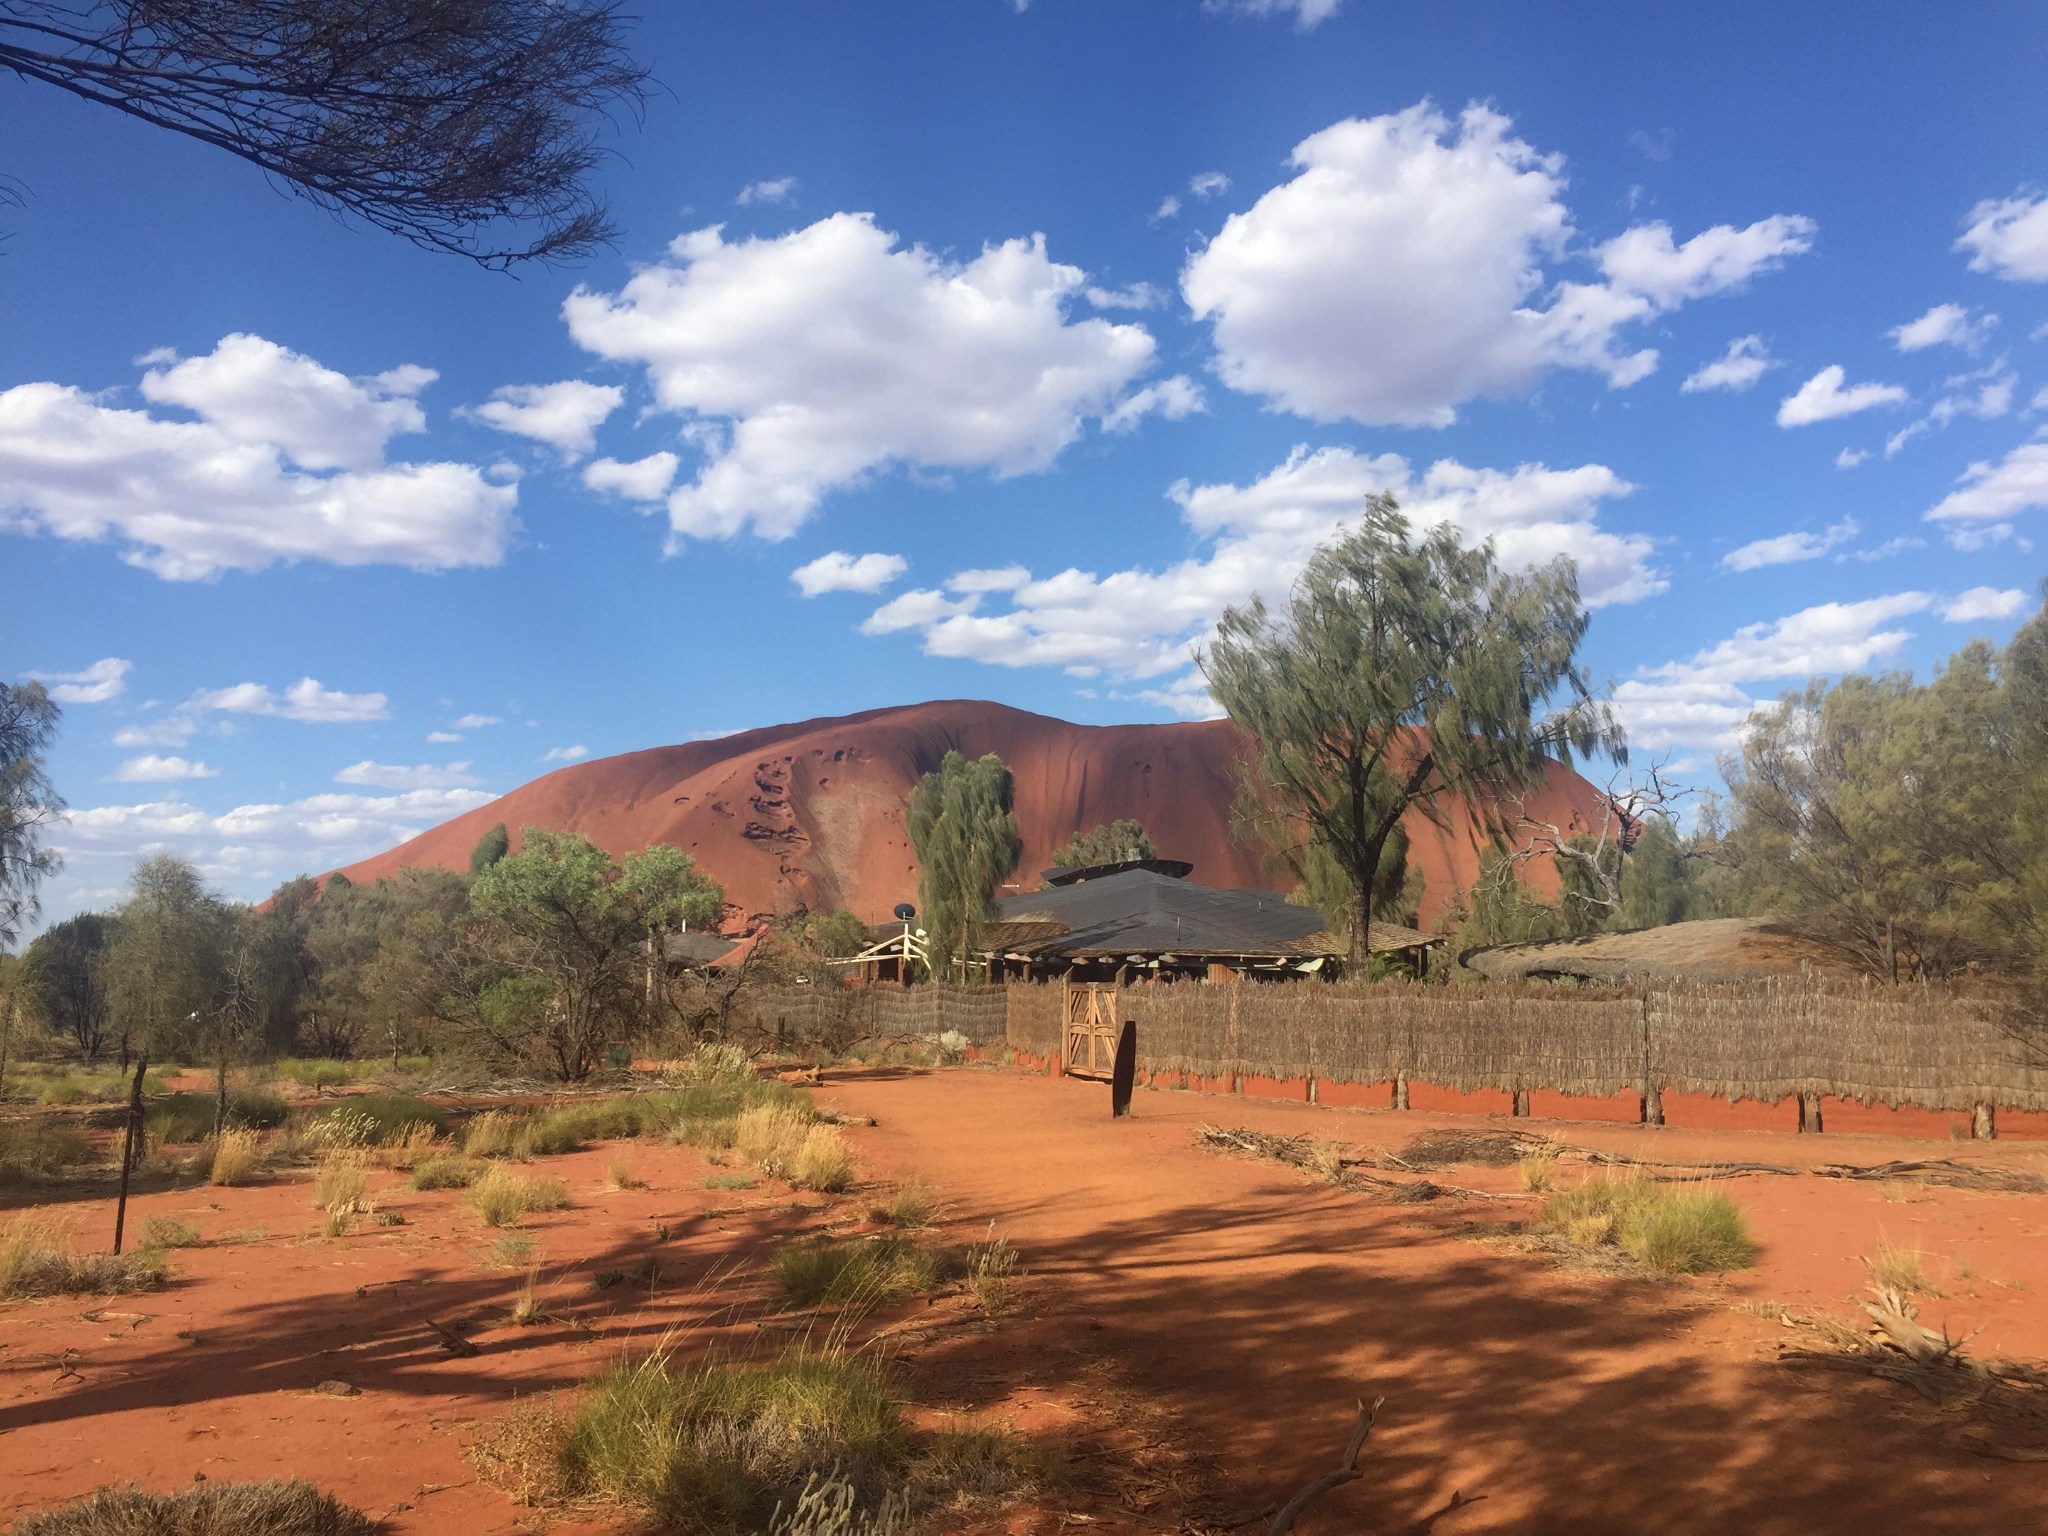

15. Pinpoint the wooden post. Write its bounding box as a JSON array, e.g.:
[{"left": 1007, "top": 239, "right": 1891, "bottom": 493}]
[
  {"left": 1393, "top": 1070, "right": 1409, "bottom": 1111},
  {"left": 1798, "top": 1093, "right": 1823, "bottom": 1134},
  {"left": 112, "top": 1054, "right": 148, "bottom": 1256},
  {"left": 1111, "top": 1022, "right": 1136, "bottom": 1118},
  {"left": 1640, "top": 988, "right": 1664, "bottom": 1126},
  {"left": 1973, "top": 1104, "right": 1997, "bottom": 1141},
  {"left": 1511, "top": 1089, "right": 1530, "bottom": 1117},
  {"left": 1225, "top": 981, "right": 1242, "bottom": 1094}
]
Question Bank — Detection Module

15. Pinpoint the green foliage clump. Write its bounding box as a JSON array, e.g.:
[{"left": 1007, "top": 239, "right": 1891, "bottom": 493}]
[
  {"left": 1, "top": 1217, "right": 172, "bottom": 1299},
  {"left": 1541, "top": 1175, "right": 1757, "bottom": 1274},
  {"left": 773, "top": 1236, "right": 952, "bottom": 1309},
  {"left": 1048, "top": 818, "right": 1155, "bottom": 870},
  {"left": 273, "top": 1059, "right": 368, "bottom": 1089},
  {"left": 411, "top": 1154, "right": 485, "bottom": 1190},
  {"left": 141, "top": 1216, "right": 204, "bottom": 1248},
  {"left": 467, "top": 1165, "right": 572, "bottom": 1227},
  {"left": 907, "top": 752, "right": 1021, "bottom": 982},
  {"left": 310, "top": 1094, "right": 447, "bottom": 1143},
  {"left": 32, "top": 1067, "right": 167, "bottom": 1105},
  {"left": 146, "top": 1089, "right": 287, "bottom": 1144},
  {"left": 9, "top": 1479, "right": 374, "bottom": 1535}
]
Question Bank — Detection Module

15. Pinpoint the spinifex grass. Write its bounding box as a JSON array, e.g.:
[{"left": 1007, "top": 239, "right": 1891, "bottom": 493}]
[{"left": 1541, "top": 1174, "right": 1756, "bottom": 1275}]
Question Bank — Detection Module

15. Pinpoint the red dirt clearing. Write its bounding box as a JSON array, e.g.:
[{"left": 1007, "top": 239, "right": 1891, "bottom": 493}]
[{"left": 2, "top": 1070, "right": 2045, "bottom": 1533}]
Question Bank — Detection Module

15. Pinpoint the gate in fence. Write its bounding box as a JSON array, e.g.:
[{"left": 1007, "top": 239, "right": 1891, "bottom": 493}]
[{"left": 1063, "top": 984, "right": 1121, "bottom": 1080}]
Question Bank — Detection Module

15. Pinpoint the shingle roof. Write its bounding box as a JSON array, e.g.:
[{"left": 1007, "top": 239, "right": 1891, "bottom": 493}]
[
  {"left": 988, "top": 868, "right": 1336, "bottom": 958},
  {"left": 663, "top": 930, "right": 738, "bottom": 967}
]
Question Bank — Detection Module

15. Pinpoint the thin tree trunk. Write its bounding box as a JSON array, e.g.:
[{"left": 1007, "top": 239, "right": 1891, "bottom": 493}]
[
  {"left": 213, "top": 1051, "right": 229, "bottom": 1140},
  {"left": 112, "top": 1055, "right": 148, "bottom": 1255}
]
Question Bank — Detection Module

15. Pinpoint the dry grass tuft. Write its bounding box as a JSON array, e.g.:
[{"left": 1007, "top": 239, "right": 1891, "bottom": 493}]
[
  {"left": 867, "top": 1183, "right": 939, "bottom": 1229},
  {"left": 965, "top": 1224, "right": 1020, "bottom": 1315},
  {"left": 411, "top": 1154, "right": 484, "bottom": 1191},
  {"left": 141, "top": 1216, "right": 203, "bottom": 1249},
  {"left": 791, "top": 1125, "right": 856, "bottom": 1192},
  {"left": 1517, "top": 1142, "right": 1561, "bottom": 1193},
  {"left": 468, "top": 1165, "right": 571, "bottom": 1228},
  {"left": 735, "top": 1103, "right": 813, "bottom": 1176},
  {"left": 312, "top": 1149, "right": 369, "bottom": 1212},
  {"left": 606, "top": 1155, "right": 645, "bottom": 1191},
  {"left": 774, "top": 1235, "right": 951, "bottom": 1309},
  {"left": 470, "top": 1395, "right": 573, "bottom": 1506},
  {"left": 209, "top": 1127, "right": 263, "bottom": 1187},
  {"left": 1866, "top": 1239, "right": 1944, "bottom": 1297},
  {"left": 379, "top": 1121, "right": 441, "bottom": 1171},
  {"left": 0, "top": 1217, "right": 171, "bottom": 1299},
  {"left": 9, "top": 1479, "right": 375, "bottom": 1535},
  {"left": 1542, "top": 1174, "right": 1756, "bottom": 1275}
]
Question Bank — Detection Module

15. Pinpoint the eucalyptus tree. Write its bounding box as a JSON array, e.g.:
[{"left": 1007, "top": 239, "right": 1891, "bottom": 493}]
[
  {"left": 0, "top": 680, "right": 63, "bottom": 949},
  {"left": 1049, "top": 819, "right": 1156, "bottom": 870},
  {"left": 1204, "top": 495, "right": 1625, "bottom": 965},
  {"left": 907, "top": 751, "right": 1022, "bottom": 982},
  {"left": 25, "top": 910, "right": 116, "bottom": 1059}
]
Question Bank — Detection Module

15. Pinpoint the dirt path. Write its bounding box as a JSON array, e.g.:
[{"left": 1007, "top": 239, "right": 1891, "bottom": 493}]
[{"left": 818, "top": 1069, "right": 2048, "bottom": 1535}]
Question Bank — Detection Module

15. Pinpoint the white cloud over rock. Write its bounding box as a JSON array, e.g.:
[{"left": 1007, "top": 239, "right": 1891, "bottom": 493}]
[
  {"left": 563, "top": 214, "right": 1156, "bottom": 541},
  {"left": 791, "top": 550, "right": 908, "bottom": 596},
  {"left": 1956, "top": 191, "right": 2048, "bottom": 282},
  {"left": 1775, "top": 365, "right": 1909, "bottom": 427},
  {"left": 333, "top": 760, "right": 480, "bottom": 790},
  {"left": 0, "top": 335, "right": 516, "bottom": 579},
  {"left": 1181, "top": 104, "right": 1813, "bottom": 427},
  {"left": 861, "top": 445, "right": 1656, "bottom": 711},
  {"left": 463, "top": 380, "right": 622, "bottom": 458}
]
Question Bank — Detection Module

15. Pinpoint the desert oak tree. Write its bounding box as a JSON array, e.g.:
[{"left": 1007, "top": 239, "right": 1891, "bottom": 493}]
[
  {"left": 907, "top": 751, "right": 1022, "bottom": 983},
  {"left": 1203, "top": 496, "right": 1624, "bottom": 965},
  {"left": 0, "top": 0, "right": 648, "bottom": 266}
]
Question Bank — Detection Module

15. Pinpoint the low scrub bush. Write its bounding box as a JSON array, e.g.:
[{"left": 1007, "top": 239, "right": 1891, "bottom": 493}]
[
  {"left": 867, "top": 1184, "right": 938, "bottom": 1229},
  {"left": 790, "top": 1125, "right": 856, "bottom": 1192},
  {"left": 273, "top": 1059, "right": 371, "bottom": 1090},
  {"left": 0, "top": 1119, "right": 96, "bottom": 1182},
  {"left": 313, "top": 1150, "right": 370, "bottom": 1212},
  {"left": 209, "top": 1127, "right": 264, "bottom": 1187},
  {"left": 412, "top": 1154, "right": 485, "bottom": 1191},
  {"left": 313, "top": 1094, "right": 446, "bottom": 1144},
  {"left": 1542, "top": 1175, "right": 1757, "bottom": 1275},
  {"left": 478, "top": 1346, "right": 1061, "bottom": 1536},
  {"left": 468, "top": 1165, "right": 572, "bottom": 1228},
  {"left": 703, "top": 1171, "right": 757, "bottom": 1191},
  {"left": 1867, "top": 1239, "right": 1944, "bottom": 1297},
  {"left": 378, "top": 1120, "right": 442, "bottom": 1171},
  {"left": 460, "top": 1109, "right": 520, "bottom": 1159},
  {"left": 965, "top": 1226, "right": 1020, "bottom": 1315},
  {"left": 735, "top": 1103, "right": 815, "bottom": 1177},
  {"left": 30, "top": 1067, "right": 168, "bottom": 1106},
  {"left": 9, "top": 1479, "right": 375, "bottom": 1536},
  {"left": 774, "top": 1236, "right": 951, "bottom": 1309},
  {"left": 0, "top": 1217, "right": 172, "bottom": 1299},
  {"left": 147, "top": 1090, "right": 287, "bottom": 1144},
  {"left": 141, "top": 1215, "right": 204, "bottom": 1249}
]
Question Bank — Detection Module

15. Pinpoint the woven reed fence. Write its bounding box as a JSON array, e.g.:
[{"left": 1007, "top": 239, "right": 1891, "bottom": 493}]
[
  {"left": 1008, "top": 977, "right": 2048, "bottom": 1114},
  {"left": 733, "top": 984, "right": 1008, "bottom": 1048}
]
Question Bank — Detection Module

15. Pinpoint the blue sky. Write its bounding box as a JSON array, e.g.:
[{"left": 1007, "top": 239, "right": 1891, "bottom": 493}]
[{"left": 5, "top": 0, "right": 2047, "bottom": 927}]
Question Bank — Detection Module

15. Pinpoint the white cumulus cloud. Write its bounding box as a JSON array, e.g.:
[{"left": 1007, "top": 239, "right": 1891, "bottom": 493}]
[
  {"left": 29, "top": 657, "right": 131, "bottom": 704},
  {"left": 451, "top": 713, "right": 502, "bottom": 729},
  {"left": 1189, "top": 171, "right": 1231, "bottom": 199},
  {"left": 0, "top": 334, "right": 516, "bottom": 579},
  {"left": 462, "top": 380, "right": 622, "bottom": 458},
  {"left": 1956, "top": 191, "right": 2048, "bottom": 282},
  {"left": 1890, "top": 303, "right": 1998, "bottom": 353},
  {"left": 1182, "top": 103, "right": 1813, "bottom": 428},
  {"left": 1681, "top": 335, "right": 1776, "bottom": 394},
  {"left": 111, "top": 754, "right": 218, "bottom": 782},
  {"left": 1719, "top": 517, "right": 1859, "bottom": 571},
  {"left": 1942, "top": 586, "right": 2027, "bottom": 623},
  {"left": 1926, "top": 441, "right": 2048, "bottom": 536},
  {"left": 333, "top": 760, "right": 480, "bottom": 790},
  {"left": 563, "top": 214, "right": 1156, "bottom": 542},
  {"left": 737, "top": 177, "right": 798, "bottom": 206},
  {"left": 192, "top": 678, "right": 389, "bottom": 723},
  {"left": 1101, "top": 375, "right": 1206, "bottom": 433},
  {"left": 541, "top": 744, "right": 588, "bottom": 763},
  {"left": 582, "top": 451, "right": 681, "bottom": 502},
  {"left": 1204, "top": 0, "right": 1340, "bottom": 27},
  {"left": 791, "top": 550, "right": 909, "bottom": 597},
  {"left": 858, "top": 445, "right": 1657, "bottom": 703},
  {"left": 1776, "top": 365, "right": 1910, "bottom": 428}
]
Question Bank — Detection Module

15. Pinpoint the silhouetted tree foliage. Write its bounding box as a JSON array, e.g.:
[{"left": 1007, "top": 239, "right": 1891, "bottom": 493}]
[
  {"left": 794, "top": 908, "right": 869, "bottom": 957},
  {"left": 469, "top": 821, "right": 510, "bottom": 873},
  {"left": 24, "top": 910, "right": 116, "bottom": 1059},
  {"left": 0, "top": 0, "right": 649, "bottom": 266},
  {"left": 0, "top": 680, "right": 63, "bottom": 948}
]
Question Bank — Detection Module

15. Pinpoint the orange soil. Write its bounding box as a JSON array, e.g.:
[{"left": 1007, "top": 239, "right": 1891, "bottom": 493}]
[
  {"left": 325, "top": 700, "right": 1608, "bottom": 930},
  {"left": 3, "top": 1071, "right": 2044, "bottom": 1533}
]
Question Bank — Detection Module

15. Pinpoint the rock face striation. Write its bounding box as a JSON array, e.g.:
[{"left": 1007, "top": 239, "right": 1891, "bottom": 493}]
[{"left": 328, "top": 699, "right": 1609, "bottom": 931}]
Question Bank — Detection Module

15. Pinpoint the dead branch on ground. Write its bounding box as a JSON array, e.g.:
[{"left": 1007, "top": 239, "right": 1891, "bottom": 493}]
[
  {"left": 1268, "top": 1397, "right": 1384, "bottom": 1536},
  {"left": 1812, "top": 1158, "right": 2047, "bottom": 1194}
]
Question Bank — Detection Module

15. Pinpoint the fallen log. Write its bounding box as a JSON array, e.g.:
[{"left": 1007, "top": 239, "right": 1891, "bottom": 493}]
[{"left": 1268, "top": 1397, "right": 1383, "bottom": 1536}]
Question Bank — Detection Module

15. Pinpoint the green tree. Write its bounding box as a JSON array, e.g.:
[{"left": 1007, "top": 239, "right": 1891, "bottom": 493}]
[
  {"left": 1048, "top": 819, "right": 1156, "bottom": 869},
  {"left": 1445, "top": 850, "right": 1569, "bottom": 960},
  {"left": 1285, "top": 822, "right": 1424, "bottom": 935},
  {"left": 1, "top": 680, "right": 64, "bottom": 949},
  {"left": 1205, "top": 497, "right": 1623, "bottom": 965},
  {"left": 104, "top": 854, "right": 230, "bottom": 1069},
  {"left": 0, "top": 1, "right": 648, "bottom": 267},
  {"left": 25, "top": 911, "right": 116, "bottom": 1059},
  {"left": 907, "top": 752, "right": 1022, "bottom": 983},
  {"left": 470, "top": 823, "right": 511, "bottom": 874},
  {"left": 460, "top": 830, "right": 720, "bottom": 1078},
  {"left": 796, "top": 909, "right": 871, "bottom": 957}
]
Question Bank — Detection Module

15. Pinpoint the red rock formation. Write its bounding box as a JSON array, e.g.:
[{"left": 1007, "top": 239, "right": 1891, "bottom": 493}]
[{"left": 328, "top": 700, "right": 1609, "bottom": 930}]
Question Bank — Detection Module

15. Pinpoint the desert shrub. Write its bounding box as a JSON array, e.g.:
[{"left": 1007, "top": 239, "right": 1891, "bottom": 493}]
[
  {"left": 461, "top": 1109, "right": 520, "bottom": 1158},
  {"left": 735, "top": 1103, "right": 817, "bottom": 1177},
  {"left": 377, "top": 1120, "right": 441, "bottom": 1171},
  {"left": 274, "top": 1059, "right": 368, "bottom": 1089},
  {"left": 141, "top": 1215, "right": 204, "bottom": 1249},
  {"left": 469, "top": 1165, "right": 572, "bottom": 1228},
  {"left": 703, "top": 1171, "right": 758, "bottom": 1191},
  {"left": 312, "top": 1095, "right": 447, "bottom": 1144},
  {"left": 768, "top": 1472, "right": 909, "bottom": 1536},
  {"left": 9, "top": 1480, "right": 374, "bottom": 1535},
  {"left": 774, "top": 1236, "right": 951, "bottom": 1309},
  {"left": 1517, "top": 1143, "right": 1560, "bottom": 1193},
  {"left": 606, "top": 1156, "right": 645, "bottom": 1190},
  {"left": 490, "top": 1232, "right": 536, "bottom": 1269},
  {"left": 560, "top": 1349, "right": 910, "bottom": 1534},
  {"left": 313, "top": 1150, "right": 370, "bottom": 1212},
  {"left": 790, "top": 1125, "right": 856, "bottom": 1192},
  {"left": 147, "top": 1090, "right": 287, "bottom": 1144},
  {"left": 0, "top": 1120, "right": 96, "bottom": 1181},
  {"left": 209, "top": 1127, "right": 264, "bottom": 1187},
  {"left": 31, "top": 1067, "right": 169, "bottom": 1106},
  {"left": 866, "top": 1184, "right": 938, "bottom": 1229},
  {"left": 909, "top": 1419, "right": 1067, "bottom": 1506},
  {"left": 412, "top": 1154, "right": 485, "bottom": 1191},
  {"left": 0, "top": 1217, "right": 172, "bottom": 1299},
  {"left": 1542, "top": 1175, "right": 1756, "bottom": 1275}
]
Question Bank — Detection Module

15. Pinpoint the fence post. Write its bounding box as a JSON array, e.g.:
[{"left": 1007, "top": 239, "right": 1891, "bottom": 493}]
[
  {"left": 1394, "top": 1070, "right": 1409, "bottom": 1110},
  {"left": 1640, "top": 988, "right": 1664, "bottom": 1127},
  {"left": 1226, "top": 982, "right": 1242, "bottom": 1094},
  {"left": 1798, "top": 1093, "right": 1824, "bottom": 1134},
  {"left": 1973, "top": 1104, "right": 1997, "bottom": 1140},
  {"left": 1511, "top": 1089, "right": 1530, "bottom": 1117}
]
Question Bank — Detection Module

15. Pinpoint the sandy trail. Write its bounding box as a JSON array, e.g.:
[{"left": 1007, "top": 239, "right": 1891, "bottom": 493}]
[{"left": 819, "top": 1069, "right": 2048, "bottom": 1535}]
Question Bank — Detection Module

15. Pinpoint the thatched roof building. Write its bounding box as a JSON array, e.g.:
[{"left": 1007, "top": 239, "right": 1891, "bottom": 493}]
[{"left": 1459, "top": 917, "right": 1844, "bottom": 984}]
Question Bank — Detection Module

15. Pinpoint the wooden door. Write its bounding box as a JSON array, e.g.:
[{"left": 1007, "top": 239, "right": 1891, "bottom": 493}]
[{"left": 1063, "top": 984, "right": 1119, "bottom": 1080}]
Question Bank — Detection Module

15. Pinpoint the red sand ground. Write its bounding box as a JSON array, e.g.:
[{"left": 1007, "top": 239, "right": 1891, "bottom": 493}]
[
  {"left": 4, "top": 1070, "right": 2046, "bottom": 1533},
  {"left": 326, "top": 700, "right": 1607, "bottom": 930}
]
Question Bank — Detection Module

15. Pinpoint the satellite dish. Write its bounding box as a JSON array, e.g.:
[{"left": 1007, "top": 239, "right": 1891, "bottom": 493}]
[{"left": 893, "top": 902, "right": 916, "bottom": 922}]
